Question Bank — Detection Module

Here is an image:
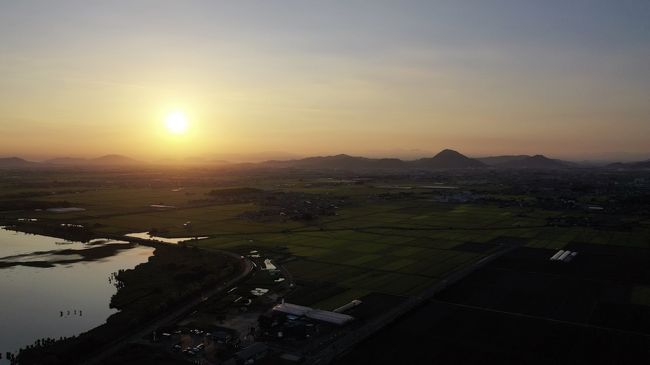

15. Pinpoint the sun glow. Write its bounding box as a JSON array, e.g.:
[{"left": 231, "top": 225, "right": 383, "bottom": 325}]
[{"left": 165, "top": 111, "right": 188, "bottom": 134}]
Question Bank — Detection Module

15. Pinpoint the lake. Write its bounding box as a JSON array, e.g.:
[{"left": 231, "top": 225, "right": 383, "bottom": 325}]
[
  {"left": 0, "top": 227, "right": 154, "bottom": 363},
  {"left": 124, "top": 231, "right": 208, "bottom": 244}
]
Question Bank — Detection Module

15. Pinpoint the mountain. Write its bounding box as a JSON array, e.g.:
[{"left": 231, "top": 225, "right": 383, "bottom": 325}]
[
  {"left": 607, "top": 160, "right": 650, "bottom": 169},
  {"left": 210, "top": 151, "right": 303, "bottom": 163},
  {"left": 497, "top": 154, "right": 570, "bottom": 169},
  {"left": 477, "top": 155, "right": 530, "bottom": 166},
  {"left": 261, "top": 149, "right": 485, "bottom": 170},
  {"left": 3, "top": 151, "right": 636, "bottom": 171},
  {"left": 412, "top": 149, "right": 485, "bottom": 169},
  {"left": 0, "top": 157, "right": 39, "bottom": 169},
  {"left": 43, "top": 155, "right": 142, "bottom": 167},
  {"left": 265, "top": 154, "right": 407, "bottom": 170},
  {"left": 45, "top": 157, "right": 89, "bottom": 165},
  {"left": 628, "top": 160, "right": 650, "bottom": 168},
  {"left": 90, "top": 154, "right": 140, "bottom": 165}
]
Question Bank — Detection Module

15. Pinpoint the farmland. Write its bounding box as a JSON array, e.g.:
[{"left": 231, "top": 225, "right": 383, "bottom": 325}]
[
  {"left": 3, "top": 169, "right": 649, "bottom": 310},
  {"left": 340, "top": 242, "right": 650, "bottom": 364},
  {"left": 1, "top": 166, "right": 649, "bottom": 363}
]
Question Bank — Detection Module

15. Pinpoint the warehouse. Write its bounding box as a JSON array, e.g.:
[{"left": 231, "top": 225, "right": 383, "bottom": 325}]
[{"left": 272, "top": 302, "right": 355, "bottom": 326}]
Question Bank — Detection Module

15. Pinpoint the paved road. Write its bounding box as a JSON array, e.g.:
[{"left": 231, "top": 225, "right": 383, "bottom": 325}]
[
  {"left": 84, "top": 243, "right": 255, "bottom": 365},
  {"left": 305, "top": 242, "right": 521, "bottom": 365}
]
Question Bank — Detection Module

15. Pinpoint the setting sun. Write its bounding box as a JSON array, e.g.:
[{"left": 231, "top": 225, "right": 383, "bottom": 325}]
[{"left": 165, "top": 111, "right": 188, "bottom": 134}]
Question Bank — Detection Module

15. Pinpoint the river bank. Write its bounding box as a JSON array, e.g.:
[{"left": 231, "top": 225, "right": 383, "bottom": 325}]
[{"left": 0, "top": 223, "right": 243, "bottom": 365}]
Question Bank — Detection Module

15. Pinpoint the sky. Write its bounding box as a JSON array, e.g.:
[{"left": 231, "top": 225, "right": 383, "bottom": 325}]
[{"left": 1, "top": 0, "right": 649, "bottom": 161}]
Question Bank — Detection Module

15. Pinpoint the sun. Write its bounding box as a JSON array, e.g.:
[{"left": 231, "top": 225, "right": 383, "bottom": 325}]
[{"left": 165, "top": 111, "right": 188, "bottom": 134}]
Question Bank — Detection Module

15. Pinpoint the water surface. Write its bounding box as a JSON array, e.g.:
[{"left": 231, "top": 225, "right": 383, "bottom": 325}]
[
  {"left": 125, "top": 231, "right": 208, "bottom": 244},
  {"left": 0, "top": 227, "right": 154, "bottom": 363}
]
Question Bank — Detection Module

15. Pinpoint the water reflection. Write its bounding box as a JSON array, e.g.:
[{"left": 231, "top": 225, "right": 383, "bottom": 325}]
[
  {"left": 124, "top": 231, "right": 208, "bottom": 244},
  {"left": 0, "top": 227, "right": 154, "bottom": 364}
]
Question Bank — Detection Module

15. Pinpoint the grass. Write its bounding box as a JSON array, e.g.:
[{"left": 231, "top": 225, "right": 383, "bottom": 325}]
[{"left": 5, "top": 182, "right": 648, "bottom": 306}]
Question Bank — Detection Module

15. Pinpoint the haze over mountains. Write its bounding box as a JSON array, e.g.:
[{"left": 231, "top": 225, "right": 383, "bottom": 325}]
[
  {"left": 480, "top": 155, "right": 572, "bottom": 169},
  {"left": 262, "top": 149, "right": 485, "bottom": 169},
  {"left": 45, "top": 154, "right": 140, "bottom": 165},
  {"left": 262, "top": 150, "right": 583, "bottom": 170},
  {"left": 1, "top": 150, "right": 649, "bottom": 170},
  {"left": 0, "top": 155, "right": 140, "bottom": 169},
  {"left": 0, "top": 157, "right": 40, "bottom": 168}
]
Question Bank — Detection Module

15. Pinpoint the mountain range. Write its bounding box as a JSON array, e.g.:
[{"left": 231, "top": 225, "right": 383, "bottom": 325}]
[
  {"left": 607, "top": 160, "right": 650, "bottom": 169},
  {"left": 0, "top": 150, "right": 649, "bottom": 170},
  {"left": 0, "top": 155, "right": 140, "bottom": 169},
  {"left": 0, "top": 157, "right": 40, "bottom": 168},
  {"left": 260, "top": 150, "right": 581, "bottom": 170},
  {"left": 45, "top": 154, "right": 140, "bottom": 166},
  {"left": 262, "top": 149, "right": 485, "bottom": 169}
]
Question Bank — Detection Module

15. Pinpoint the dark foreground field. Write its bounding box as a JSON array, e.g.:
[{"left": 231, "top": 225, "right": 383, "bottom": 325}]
[{"left": 340, "top": 243, "right": 650, "bottom": 364}]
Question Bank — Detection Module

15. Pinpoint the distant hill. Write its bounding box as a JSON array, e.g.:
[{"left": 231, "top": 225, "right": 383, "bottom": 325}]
[
  {"left": 45, "top": 157, "right": 89, "bottom": 165},
  {"left": 43, "top": 155, "right": 142, "bottom": 167},
  {"left": 477, "top": 155, "right": 530, "bottom": 166},
  {"left": 0, "top": 157, "right": 39, "bottom": 168},
  {"left": 628, "top": 160, "right": 650, "bottom": 168},
  {"left": 607, "top": 160, "right": 650, "bottom": 169},
  {"left": 90, "top": 154, "right": 140, "bottom": 165},
  {"left": 412, "top": 149, "right": 485, "bottom": 169},
  {"left": 4, "top": 151, "right": 644, "bottom": 171},
  {"left": 262, "top": 149, "right": 484, "bottom": 170},
  {"left": 210, "top": 151, "right": 303, "bottom": 163},
  {"left": 265, "top": 154, "right": 407, "bottom": 170},
  {"left": 496, "top": 154, "right": 570, "bottom": 169}
]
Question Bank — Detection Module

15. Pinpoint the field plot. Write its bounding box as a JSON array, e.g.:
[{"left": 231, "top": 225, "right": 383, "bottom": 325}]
[
  {"left": 176, "top": 202, "right": 595, "bottom": 309},
  {"left": 77, "top": 203, "right": 299, "bottom": 236},
  {"left": 8, "top": 177, "right": 647, "bottom": 319},
  {"left": 436, "top": 244, "right": 650, "bottom": 329},
  {"left": 193, "top": 201, "right": 530, "bottom": 308},
  {"left": 340, "top": 241, "right": 650, "bottom": 364},
  {"left": 339, "top": 300, "right": 650, "bottom": 365}
]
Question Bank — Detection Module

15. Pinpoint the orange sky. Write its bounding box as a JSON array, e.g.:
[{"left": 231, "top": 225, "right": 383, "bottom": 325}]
[{"left": 1, "top": 1, "right": 649, "bottom": 162}]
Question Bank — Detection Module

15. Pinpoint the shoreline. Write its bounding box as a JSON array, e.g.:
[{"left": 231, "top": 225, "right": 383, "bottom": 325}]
[{"left": 0, "top": 221, "right": 252, "bottom": 365}]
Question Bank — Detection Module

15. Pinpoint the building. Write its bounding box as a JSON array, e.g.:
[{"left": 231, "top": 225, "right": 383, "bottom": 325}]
[{"left": 272, "top": 302, "right": 355, "bottom": 326}]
